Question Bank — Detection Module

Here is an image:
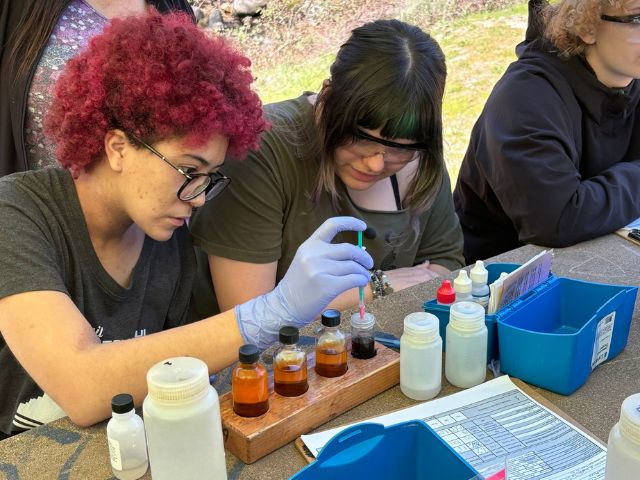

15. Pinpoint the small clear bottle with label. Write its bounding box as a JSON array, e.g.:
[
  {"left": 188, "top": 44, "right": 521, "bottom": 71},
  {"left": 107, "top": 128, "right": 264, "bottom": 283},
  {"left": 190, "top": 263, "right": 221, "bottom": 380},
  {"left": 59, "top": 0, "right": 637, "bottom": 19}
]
[
  {"left": 445, "top": 301, "right": 487, "bottom": 388},
  {"left": 315, "top": 309, "right": 348, "bottom": 378},
  {"left": 274, "top": 326, "right": 309, "bottom": 397},
  {"left": 605, "top": 393, "right": 640, "bottom": 480},
  {"left": 453, "top": 270, "right": 473, "bottom": 303},
  {"left": 106, "top": 393, "right": 148, "bottom": 480},
  {"left": 232, "top": 344, "right": 269, "bottom": 417},
  {"left": 400, "top": 312, "right": 442, "bottom": 400},
  {"left": 350, "top": 312, "right": 377, "bottom": 359}
]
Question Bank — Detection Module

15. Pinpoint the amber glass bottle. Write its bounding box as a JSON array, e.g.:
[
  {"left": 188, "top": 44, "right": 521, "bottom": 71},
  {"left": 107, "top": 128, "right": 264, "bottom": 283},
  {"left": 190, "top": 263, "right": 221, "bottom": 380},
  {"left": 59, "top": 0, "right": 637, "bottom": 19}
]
[
  {"left": 232, "top": 344, "right": 269, "bottom": 417},
  {"left": 274, "top": 326, "right": 308, "bottom": 397},
  {"left": 315, "top": 309, "right": 348, "bottom": 378}
]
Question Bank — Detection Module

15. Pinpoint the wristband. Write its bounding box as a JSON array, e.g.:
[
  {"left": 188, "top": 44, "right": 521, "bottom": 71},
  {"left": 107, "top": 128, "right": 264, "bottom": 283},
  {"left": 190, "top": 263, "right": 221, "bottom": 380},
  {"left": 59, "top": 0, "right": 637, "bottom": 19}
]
[{"left": 370, "top": 269, "right": 394, "bottom": 299}]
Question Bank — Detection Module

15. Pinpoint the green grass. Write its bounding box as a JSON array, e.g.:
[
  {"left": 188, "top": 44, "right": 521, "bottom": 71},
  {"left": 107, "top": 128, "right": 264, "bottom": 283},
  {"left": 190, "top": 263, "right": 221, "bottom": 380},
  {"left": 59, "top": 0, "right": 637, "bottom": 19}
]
[
  {"left": 434, "top": 3, "right": 528, "bottom": 179},
  {"left": 253, "top": 52, "right": 335, "bottom": 101},
  {"left": 250, "top": 2, "right": 529, "bottom": 184}
]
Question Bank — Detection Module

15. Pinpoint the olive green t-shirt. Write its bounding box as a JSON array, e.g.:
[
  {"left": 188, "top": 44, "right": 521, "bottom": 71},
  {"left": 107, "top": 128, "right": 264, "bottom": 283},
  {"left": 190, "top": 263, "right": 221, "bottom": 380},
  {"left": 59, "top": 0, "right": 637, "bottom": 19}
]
[{"left": 189, "top": 94, "right": 463, "bottom": 315}]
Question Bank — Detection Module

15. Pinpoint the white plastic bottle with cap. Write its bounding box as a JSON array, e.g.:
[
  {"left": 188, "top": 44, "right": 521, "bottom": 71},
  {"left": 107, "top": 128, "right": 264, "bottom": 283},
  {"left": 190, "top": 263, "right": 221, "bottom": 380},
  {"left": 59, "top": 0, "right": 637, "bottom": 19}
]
[
  {"left": 605, "top": 393, "right": 640, "bottom": 479},
  {"left": 400, "top": 312, "right": 442, "bottom": 400},
  {"left": 143, "top": 357, "right": 227, "bottom": 480},
  {"left": 106, "top": 393, "right": 148, "bottom": 480},
  {"left": 445, "top": 301, "right": 487, "bottom": 388},
  {"left": 453, "top": 270, "right": 472, "bottom": 303},
  {"left": 470, "top": 261, "right": 490, "bottom": 309}
]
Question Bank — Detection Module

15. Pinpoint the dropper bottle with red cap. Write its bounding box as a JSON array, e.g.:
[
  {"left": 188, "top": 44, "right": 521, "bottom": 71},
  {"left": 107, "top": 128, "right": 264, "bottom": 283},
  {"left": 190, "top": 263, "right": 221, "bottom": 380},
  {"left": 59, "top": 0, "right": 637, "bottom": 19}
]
[{"left": 436, "top": 280, "right": 456, "bottom": 305}]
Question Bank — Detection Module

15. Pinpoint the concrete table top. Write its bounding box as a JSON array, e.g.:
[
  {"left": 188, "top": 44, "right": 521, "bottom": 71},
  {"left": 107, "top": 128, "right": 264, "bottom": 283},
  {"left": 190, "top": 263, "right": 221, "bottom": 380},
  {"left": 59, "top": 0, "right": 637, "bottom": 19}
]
[{"left": 0, "top": 234, "right": 638, "bottom": 479}]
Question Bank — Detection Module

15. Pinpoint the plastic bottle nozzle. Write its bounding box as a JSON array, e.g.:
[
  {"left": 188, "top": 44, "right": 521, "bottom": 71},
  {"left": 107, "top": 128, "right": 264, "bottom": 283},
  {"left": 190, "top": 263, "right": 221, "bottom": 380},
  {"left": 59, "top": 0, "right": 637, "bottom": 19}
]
[
  {"left": 453, "top": 270, "right": 472, "bottom": 294},
  {"left": 470, "top": 260, "right": 488, "bottom": 284},
  {"left": 436, "top": 280, "right": 456, "bottom": 305}
]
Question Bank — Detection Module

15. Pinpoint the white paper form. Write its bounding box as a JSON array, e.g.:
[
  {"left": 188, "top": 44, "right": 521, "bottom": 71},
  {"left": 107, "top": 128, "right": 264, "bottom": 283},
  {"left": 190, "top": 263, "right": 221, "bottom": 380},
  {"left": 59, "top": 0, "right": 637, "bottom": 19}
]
[
  {"left": 301, "top": 376, "right": 607, "bottom": 480},
  {"left": 496, "top": 250, "right": 554, "bottom": 311}
]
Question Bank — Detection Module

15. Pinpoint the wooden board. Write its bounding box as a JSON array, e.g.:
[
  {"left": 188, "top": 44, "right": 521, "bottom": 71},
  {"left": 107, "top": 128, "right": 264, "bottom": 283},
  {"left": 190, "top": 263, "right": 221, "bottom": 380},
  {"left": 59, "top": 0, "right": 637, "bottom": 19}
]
[
  {"left": 616, "top": 228, "right": 640, "bottom": 247},
  {"left": 219, "top": 342, "right": 399, "bottom": 464},
  {"left": 294, "top": 377, "right": 606, "bottom": 464}
]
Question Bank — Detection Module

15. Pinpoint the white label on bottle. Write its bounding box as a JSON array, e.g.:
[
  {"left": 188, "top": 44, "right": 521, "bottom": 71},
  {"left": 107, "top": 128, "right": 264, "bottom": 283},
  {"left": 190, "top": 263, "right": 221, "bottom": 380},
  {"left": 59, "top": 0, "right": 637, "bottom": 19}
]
[
  {"left": 591, "top": 311, "right": 615, "bottom": 370},
  {"left": 108, "top": 436, "right": 123, "bottom": 470}
]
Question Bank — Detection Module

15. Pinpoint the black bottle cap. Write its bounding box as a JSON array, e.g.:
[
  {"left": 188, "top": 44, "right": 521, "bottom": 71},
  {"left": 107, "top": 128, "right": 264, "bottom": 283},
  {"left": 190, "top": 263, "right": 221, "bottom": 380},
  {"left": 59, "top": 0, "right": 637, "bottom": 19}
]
[
  {"left": 279, "top": 325, "right": 299, "bottom": 344},
  {"left": 321, "top": 309, "right": 341, "bottom": 327},
  {"left": 239, "top": 344, "right": 260, "bottom": 363},
  {"left": 111, "top": 393, "right": 134, "bottom": 414}
]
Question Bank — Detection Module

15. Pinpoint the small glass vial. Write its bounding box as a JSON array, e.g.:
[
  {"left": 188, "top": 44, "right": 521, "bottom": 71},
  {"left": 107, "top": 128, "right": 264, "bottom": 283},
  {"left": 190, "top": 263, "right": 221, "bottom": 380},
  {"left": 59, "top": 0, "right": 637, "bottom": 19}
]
[
  {"left": 445, "top": 301, "right": 487, "bottom": 388},
  {"left": 453, "top": 270, "right": 472, "bottom": 303},
  {"left": 605, "top": 393, "right": 640, "bottom": 480},
  {"left": 350, "top": 312, "right": 376, "bottom": 359},
  {"left": 106, "top": 393, "right": 148, "bottom": 480},
  {"left": 400, "top": 312, "right": 442, "bottom": 401},
  {"left": 470, "top": 260, "right": 490, "bottom": 309},
  {"left": 274, "top": 326, "right": 309, "bottom": 397},
  {"left": 232, "top": 344, "right": 269, "bottom": 417},
  {"left": 315, "top": 309, "right": 348, "bottom": 378}
]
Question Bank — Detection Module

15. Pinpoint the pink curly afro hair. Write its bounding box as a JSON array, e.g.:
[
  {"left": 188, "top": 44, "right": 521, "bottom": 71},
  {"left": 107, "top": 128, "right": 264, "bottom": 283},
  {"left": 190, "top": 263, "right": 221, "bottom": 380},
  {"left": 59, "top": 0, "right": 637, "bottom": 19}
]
[{"left": 44, "top": 10, "right": 268, "bottom": 176}]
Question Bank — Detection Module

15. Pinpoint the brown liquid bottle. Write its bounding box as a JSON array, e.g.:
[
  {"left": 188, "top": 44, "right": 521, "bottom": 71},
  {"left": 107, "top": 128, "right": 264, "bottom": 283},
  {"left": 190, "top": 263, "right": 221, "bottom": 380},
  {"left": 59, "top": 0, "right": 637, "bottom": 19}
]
[
  {"left": 274, "top": 326, "right": 308, "bottom": 397},
  {"left": 315, "top": 309, "right": 348, "bottom": 378},
  {"left": 232, "top": 344, "right": 269, "bottom": 417},
  {"left": 351, "top": 312, "right": 377, "bottom": 359}
]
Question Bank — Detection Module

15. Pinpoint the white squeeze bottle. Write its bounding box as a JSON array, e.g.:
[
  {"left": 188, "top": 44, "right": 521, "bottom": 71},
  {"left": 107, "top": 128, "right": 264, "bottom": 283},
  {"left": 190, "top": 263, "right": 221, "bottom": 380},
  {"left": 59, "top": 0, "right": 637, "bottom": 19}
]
[
  {"left": 400, "top": 312, "right": 442, "bottom": 401},
  {"left": 143, "top": 357, "right": 227, "bottom": 480},
  {"left": 605, "top": 393, "right": 640, "bottom": 480},
  {"left": 470, "top": 260, "right": 490, "bottom": 309},
  {"left": 453, "top": 270, "right": 472, "bottom": 303},
  {"left": 106, "top": 393, "right": 148, "bottom": 480},
  {"left": 445, "top": 301, "right": 487, "bottom": 388}
]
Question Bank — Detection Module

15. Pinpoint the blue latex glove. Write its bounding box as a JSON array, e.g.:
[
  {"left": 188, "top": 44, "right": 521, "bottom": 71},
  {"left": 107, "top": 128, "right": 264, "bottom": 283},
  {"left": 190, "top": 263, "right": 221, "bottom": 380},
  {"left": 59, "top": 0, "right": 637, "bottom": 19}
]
[{"left": 236, "top": 216, "right": 373, "bottom": 350}]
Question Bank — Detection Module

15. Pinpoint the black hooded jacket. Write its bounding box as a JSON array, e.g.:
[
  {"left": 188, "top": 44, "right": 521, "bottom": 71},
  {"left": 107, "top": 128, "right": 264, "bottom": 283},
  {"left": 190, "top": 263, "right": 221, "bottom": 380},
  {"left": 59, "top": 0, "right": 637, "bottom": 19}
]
[{"left": 453, "top": 0, "right": 640, "bottom": 263}]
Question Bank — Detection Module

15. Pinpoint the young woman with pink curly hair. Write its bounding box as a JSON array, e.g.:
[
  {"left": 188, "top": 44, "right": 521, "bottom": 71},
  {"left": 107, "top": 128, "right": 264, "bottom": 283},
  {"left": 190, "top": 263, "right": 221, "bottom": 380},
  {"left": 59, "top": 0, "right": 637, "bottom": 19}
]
[
  {"left": 454, "top": 0, "right": 640, "bottom": 263},
  {"left": 0, "top": 11, "right": 372, "bottom": 438}
]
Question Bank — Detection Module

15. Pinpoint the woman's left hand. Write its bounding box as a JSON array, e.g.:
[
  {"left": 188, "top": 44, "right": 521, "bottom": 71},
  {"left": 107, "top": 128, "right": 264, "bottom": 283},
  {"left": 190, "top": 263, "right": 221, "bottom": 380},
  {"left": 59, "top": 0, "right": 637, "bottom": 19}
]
[{"left": 384, "top": 261, "right": 449, "bottom": 291}]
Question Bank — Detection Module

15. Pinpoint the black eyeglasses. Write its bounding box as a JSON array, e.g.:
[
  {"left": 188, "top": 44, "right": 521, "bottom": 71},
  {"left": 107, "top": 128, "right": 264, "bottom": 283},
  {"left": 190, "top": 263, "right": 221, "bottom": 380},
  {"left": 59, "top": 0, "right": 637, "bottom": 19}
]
[
  {"left": 601, "top": 14, "right": 640, "bottom": 25},
  {"left": 129, "top": 134, "right": 230, "bottom": 202}
]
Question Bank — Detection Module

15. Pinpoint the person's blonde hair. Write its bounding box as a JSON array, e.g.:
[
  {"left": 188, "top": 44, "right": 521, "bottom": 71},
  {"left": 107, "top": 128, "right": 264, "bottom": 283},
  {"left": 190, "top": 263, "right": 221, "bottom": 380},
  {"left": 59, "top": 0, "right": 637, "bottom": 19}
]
[{"left": 543, "top": 0, "right": 625, "bottom": 56}]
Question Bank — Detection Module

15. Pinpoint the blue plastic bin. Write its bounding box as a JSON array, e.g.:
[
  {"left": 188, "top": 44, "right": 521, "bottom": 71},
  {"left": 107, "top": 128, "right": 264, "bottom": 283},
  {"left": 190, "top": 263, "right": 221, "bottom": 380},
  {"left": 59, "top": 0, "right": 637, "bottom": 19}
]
[
  {"left": 291, "top": 421, "right": 479, "bottom": 480},
  {"left": 424, "top": 263, "right": 520, "bottom": 362},
  {"left": 496, "top": 277, "right": 637, "bottom": 395}
]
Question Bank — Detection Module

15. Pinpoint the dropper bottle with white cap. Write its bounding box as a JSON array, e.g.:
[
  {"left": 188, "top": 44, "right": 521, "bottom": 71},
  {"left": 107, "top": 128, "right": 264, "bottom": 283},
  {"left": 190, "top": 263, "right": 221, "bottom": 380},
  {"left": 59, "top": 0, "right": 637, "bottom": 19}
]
[
  {"left": 470, "top": 260, "right": 490, "bottom": 309},
  {"left": 605, "top": 393, "right": 640, "bottom": 479},
  {"left": 453, "top": 270, "right": 472, "bottom": 303}
]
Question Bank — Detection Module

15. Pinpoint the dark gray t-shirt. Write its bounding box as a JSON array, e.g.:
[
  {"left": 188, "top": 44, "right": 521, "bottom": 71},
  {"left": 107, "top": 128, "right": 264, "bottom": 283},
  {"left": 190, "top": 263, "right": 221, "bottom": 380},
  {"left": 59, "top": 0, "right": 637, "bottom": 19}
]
[{"left": 0, "top": 168, "right": 195, "bottom": 436}]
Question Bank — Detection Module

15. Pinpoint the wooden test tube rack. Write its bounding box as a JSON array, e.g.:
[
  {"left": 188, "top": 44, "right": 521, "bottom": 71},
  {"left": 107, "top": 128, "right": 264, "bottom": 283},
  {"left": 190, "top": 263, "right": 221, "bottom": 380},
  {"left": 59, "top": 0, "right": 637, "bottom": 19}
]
[{"left": 219, "top": 342, "right": 400, "bottom": 464}]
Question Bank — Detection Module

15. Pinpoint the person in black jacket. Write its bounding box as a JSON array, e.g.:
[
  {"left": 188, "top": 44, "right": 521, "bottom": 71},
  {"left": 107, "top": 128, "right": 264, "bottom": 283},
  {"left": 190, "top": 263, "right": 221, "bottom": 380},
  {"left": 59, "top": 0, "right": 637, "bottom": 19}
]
[
  {"left": 0, "top": 0, "right": 195, "bottom": 178},
  {"left": 454, "top": 0, "right": 640, "bottom": 263}
]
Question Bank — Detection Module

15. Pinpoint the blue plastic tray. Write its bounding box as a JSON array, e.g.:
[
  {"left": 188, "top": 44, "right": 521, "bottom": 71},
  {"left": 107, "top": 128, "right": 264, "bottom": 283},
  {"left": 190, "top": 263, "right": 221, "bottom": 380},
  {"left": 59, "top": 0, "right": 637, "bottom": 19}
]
[
  {"left": 424, "top": 263, "right": 520, "bottom": 362},
  {"left": 291, "top": 420, "right": 479, "bottom": 480},
  {"left": 496, "top": 276, "right": 637, "bottom": 395}
]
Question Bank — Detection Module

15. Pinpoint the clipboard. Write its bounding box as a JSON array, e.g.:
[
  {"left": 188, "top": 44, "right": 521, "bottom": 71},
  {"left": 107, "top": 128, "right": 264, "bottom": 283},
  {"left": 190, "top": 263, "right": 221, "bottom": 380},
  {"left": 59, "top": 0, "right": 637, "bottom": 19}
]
[{"left": 294, "top": 377, "right": 606, "bottom": 464}]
